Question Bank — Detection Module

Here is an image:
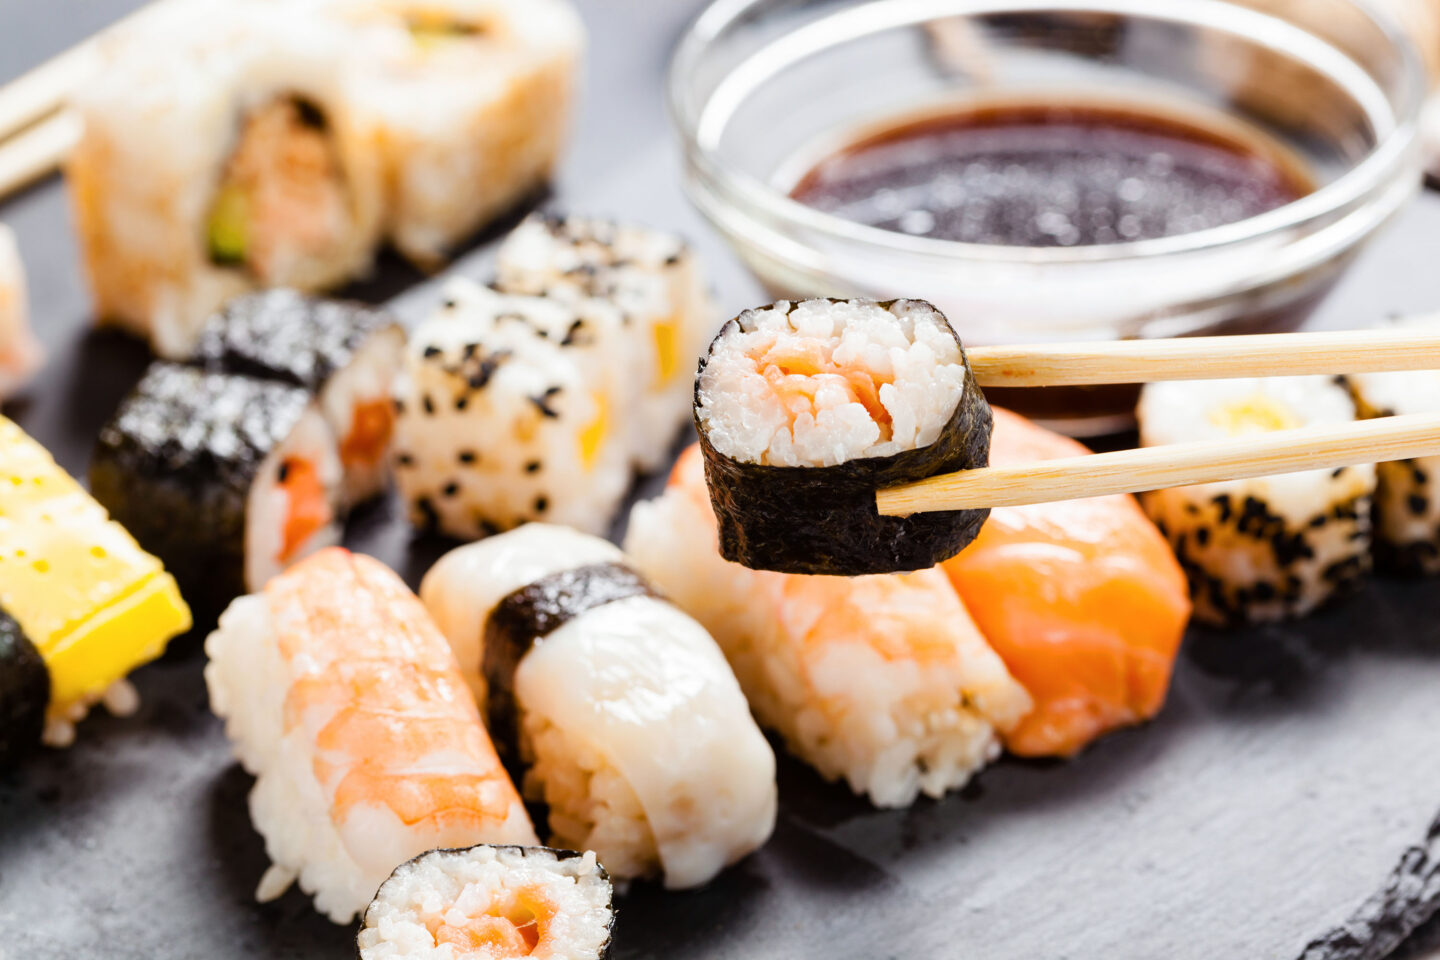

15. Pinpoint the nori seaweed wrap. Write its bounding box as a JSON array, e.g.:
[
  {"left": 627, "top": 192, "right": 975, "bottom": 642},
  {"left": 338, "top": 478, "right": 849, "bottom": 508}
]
[
  {"left": 0, "top": 606, "right": 49, "bottom": 766},
  {"left": 694, "top": 298, "right": 992, "bottom": 576},
  {"left": 90, "top": 363, "right": 344, "bottom": 615}
]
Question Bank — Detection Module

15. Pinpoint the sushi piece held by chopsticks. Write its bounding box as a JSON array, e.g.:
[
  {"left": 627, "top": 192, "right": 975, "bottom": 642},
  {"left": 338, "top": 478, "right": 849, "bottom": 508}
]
[
  {"left": 205, "top": 548, "right": 536, "bottom": 923},
  {"left": 421, "top": 523, "right": 777, "bottom": 889},
  {"left": 358, "top": 845, "right": 614, "bottom": 960},
  {"left": 0, "top": 417, "right": 192, "bottom": 760}
]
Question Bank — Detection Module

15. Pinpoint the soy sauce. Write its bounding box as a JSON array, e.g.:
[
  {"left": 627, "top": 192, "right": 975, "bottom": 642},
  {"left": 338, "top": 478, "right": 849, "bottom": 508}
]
[{"left": 790, "top": 101, "right": 1314, "bottom": 246}]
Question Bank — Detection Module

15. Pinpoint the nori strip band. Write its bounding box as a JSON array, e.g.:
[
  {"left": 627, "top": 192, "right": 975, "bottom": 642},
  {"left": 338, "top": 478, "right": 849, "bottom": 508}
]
[
  {"left": 192, "top": 289, "right": 399, "bottom": 391},
  {"left": 89, "top": 363, "right": 314, "bottom": 615},
  {"left": 1296, "top": 809, "right": 1440, "bottom": 960},
  {"left": 483, "top": 562, "right": 658, "bottom": 752},
  {"left": 696, "top": 299, "right": 993, "bottom": 576},
  {"left": 0, "top": 606, "right": 48, "bottom": 767},
  {"left": 359, "top": 845, "right": 614, "bottom": 960}
]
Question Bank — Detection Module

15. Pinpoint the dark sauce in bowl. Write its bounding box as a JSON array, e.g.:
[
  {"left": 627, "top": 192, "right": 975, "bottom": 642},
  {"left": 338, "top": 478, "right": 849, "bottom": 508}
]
[{"left": 790, "top": 101, "right": 1314, "bottom": 247}]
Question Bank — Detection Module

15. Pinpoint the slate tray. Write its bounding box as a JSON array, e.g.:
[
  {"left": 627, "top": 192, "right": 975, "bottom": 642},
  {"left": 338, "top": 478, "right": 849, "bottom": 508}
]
[{"left": 5, "top": 1, "right": 1440, "bottom": 957}]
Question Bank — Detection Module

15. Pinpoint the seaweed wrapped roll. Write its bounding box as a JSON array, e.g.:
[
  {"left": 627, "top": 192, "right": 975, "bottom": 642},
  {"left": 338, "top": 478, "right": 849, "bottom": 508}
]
[
  {"left": 193, "top": 289, "right": 405, "bottom": 504},
  {"left": 392, "top": 279, "right": 632, "bottom": 538},
  {"left": 0, "top": 224, "right": 42, "bottom": 399},
  {"left": 496, "top": 214, "right": 717, "bottom": 471},
  {"left": 421, "top": 524, "right": 777, "bottom": 888},
  {"left": 359, "top": 845, "right": 613, "bottom": 960},
  {"left": 206, "top": 549, "right": 536, "bottom": 923},
  {"left": 91, "top": 364, "right": 345, "bottom": 612},
  {"left": 0, "top": 417, "right": 192, "bottom": 752},
  {"left": 1139, "top": 376, "right": 1375, "bottom": 625},
  {"left": 694, "top": 298, "right": 992, "bottom": 575}
]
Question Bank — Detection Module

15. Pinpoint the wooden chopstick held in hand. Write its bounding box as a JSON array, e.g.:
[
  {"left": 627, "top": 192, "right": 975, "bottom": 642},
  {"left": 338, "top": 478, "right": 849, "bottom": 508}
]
[{"left": 877, "top": 411, "right": 1440, "bottom": 515}]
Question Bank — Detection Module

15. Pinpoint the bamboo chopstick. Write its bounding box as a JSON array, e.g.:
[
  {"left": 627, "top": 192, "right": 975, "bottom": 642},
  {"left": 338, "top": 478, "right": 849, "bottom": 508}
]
[
  {"left": 0, "top": 41, "right": 100, "bottom": 147},
  {"left": 876, "top": 411, "right": 1440, "bottom": 515},
  {"left": 0, "top": 110, "right": 81, "bottom": 199},
  {"left": 966, "top": 328, "right": 1440, "bottom": 388}
]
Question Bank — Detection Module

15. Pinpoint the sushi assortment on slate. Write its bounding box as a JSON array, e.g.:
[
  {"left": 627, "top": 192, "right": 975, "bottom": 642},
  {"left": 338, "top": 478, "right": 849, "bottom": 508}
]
[
  {"left": 358, "top": 845, "right": 614, "bottom": 960},
  {"left": 0, "top": 417, "right": 192, "bottom": 757},
  {"left": 421, "top": 524, "right": 777, "bottom": 888},
  {"left": 0, "top": 224, "right": 41, "bottom": 399},
  {"left": 66, "top": 0, "right": 583, "bottom": 358},
  {"left": 1139, "top": 376, "right": 1376, "bottom": 626},
  {"left": 693, "top": 297, "right": 992, "bottom": 575},
  {"left": 205, "top": 548, "right": 537, "bottom": 923}
]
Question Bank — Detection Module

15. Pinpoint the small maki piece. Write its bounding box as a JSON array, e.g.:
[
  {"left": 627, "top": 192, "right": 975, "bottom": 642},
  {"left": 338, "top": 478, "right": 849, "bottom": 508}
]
[
  {"left": 0, "top": 417, "right": 192, "bottom": 752},
  {"left": 192, "top": 289, "right": 406, "bottom": 505},
  {"left": 359, "top": 845, "right": 613, "bottom": 960},
  {"left": 496, "top": 214, "right": 717, "bottom": 471},
  {"left": 0, "top": 224, "right": 43, "bottom": 400},
  {"left": 393, "top": 279, "right": 632, "bottom": 538},
  {"left": 206, "top": 549, "right": 536, "bottom": 924},
  {"left": 90, "top": 363, "right": 345, "bottom": 613},
  {"left": 421, "top": 524, "right": 777, "bottom": 888},
  {"left": 694, "top": 298, "right": 992, "bottom": 575},
  {"left": 1139, "top": 376, "right": 1375, "bottom": 626},
  {"left": 1346, "top": 317, "right": 1440, "bottom": 574}
]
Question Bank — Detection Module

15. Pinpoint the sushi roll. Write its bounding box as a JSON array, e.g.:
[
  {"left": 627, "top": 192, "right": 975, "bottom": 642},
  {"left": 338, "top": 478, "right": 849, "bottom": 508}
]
[
  {"left": 193, "top": 289, "right": 406, "bottom": 505},
  {"left": 624, "top": 446, "right": 1032, "bottom": 808},
  {"left": 392, "top": 279, "right": 632, "bottom": 538},
  {"left": 1346, "top": 317, "right": 1440, "bottom": 574},
  {"left": 90, "top": 363, "right": 345, "bottom": 613},
  {"left": 318, "top": 0, "right": 585, "bottom": 267},
  {"left": 421, "top": 524, "right": 777, "bottom": 888},
  {"left": 67, "top": 0, "right": 385, "bottom": 358},
  {"left": 0, "top": 224, "right": 43, "bottom": 399},
  {"left": 1139, "top": 376, "right": 1376, "bottom": 626},
  {"left": 359, "top": 845, "right": 613, "bottom": 960},
  {"left": 940, "top": 408, "right": 1191, "bottom": 758},
  {"left": 0, "top": 417, "right": 192, "bottom": 753},
  {"left": 496, "top": 214, "right": 717, "bottom": 471},
  {"left": 694, "top": 298, "right": 992, "bottom": 575},
  {"left": 205, "top": 548, "right": 537, "bottom": 923}
]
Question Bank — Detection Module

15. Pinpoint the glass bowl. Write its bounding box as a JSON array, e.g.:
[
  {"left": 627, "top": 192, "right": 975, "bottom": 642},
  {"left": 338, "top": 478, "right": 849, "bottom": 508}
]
[{"left": 668, "top": 0, "right": 1426, "bottom": 434}]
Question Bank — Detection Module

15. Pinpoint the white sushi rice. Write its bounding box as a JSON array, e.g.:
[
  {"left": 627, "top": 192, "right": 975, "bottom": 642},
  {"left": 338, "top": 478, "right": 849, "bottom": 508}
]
[
  {"left": 1139, "top": 376, "right": 1376, "bottom": 624},
  {"left": 358, "top": 846, "right": 612, "bottom": 960},
  {"left": 696, "top": 299, "right": 967, "bottom": 468},
  {"left": 244, "top": 405, "right": 345, "bottom": 592},
  {"left": 496, "top": 214, "right": 718, "bottom": 472},
  {"left": 624, "top": 482, "right": 1031, "bottom": 808},
  {"left": 0, "top": 225, "right": 42, "bottom": 400},
  {"left": 392, "top": 279, "right": 632, "bottom": 538}
]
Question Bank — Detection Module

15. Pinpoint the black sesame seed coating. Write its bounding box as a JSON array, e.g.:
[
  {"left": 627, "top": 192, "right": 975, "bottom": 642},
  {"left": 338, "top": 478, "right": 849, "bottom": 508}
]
[
  {"left": 0, "top": 606, "right": 49, "bottom": 768},
  {"left": 89, "top": 363, "right": 314, "bottom": 613}
]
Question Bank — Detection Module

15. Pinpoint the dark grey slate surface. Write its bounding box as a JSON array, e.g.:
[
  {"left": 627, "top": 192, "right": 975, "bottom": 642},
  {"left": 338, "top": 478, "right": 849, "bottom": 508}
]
[{"left": 4, "top": 1, "right": 1440, "bottom": 957}]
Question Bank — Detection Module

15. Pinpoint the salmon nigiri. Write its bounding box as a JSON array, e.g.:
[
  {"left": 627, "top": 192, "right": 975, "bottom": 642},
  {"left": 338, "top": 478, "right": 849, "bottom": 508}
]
[{"left": 940, "top": 408, "right": 1191, "bottom": 758}]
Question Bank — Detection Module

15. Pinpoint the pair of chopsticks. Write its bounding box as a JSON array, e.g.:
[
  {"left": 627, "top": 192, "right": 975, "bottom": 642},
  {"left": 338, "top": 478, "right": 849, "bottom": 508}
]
[{"left": 876, "top": 327, "right": 1440, "bottom": 515}]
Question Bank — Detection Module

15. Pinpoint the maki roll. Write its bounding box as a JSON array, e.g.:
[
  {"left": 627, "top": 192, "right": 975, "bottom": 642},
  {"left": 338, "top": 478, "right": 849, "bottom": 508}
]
[
  {"left": 359, "top": 845, "right": 613, "bottom": 960},
  {"left": 0, "top": 224, "right": 43, "bottom": 399},
  {"left": 205, "top": 548, "right": 537, "bottom": 923},
  {"left": 1139, "top": 377, "right": 1375, "bottom": 626},
  {"left": 392, "top": 279, "right": 632, "bottom": 538},
  {"left": 496, "top": 214, "right": 717, "bottom": 471},
  {"left": 421, "top": 524, "right": 777, "bottom": 888},
  {"left": 193, "top": 289, "right": 406, "bottom": 505},
  {"left": 1346, "top": 317, "right": 1440, "bottom": 574},
  {"left": 0, "top": 417, "right": 192, "bottom": 752},
  {"left": 694, "top": 298, "right": 992, "bottom": 576},
  {"left": 90, "top": 363, "right": 345, "bottom": 613},
  {"left": 940, "top": 408, "right": 1191, "bottom": 758},
  {"left": 319, "top": 0, "right": 585, "bottom": 266},
  {"left": 625, "top": 446, "right": 1032, "bottom": 808},
  {"left": 67, "top": 0, "right": 385, "bottom": 357}
]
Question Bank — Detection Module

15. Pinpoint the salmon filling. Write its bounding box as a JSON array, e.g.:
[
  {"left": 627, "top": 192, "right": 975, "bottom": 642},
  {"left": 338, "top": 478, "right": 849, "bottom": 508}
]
[
  {"left": 278, "top": 457, "right": 331, "bottom": 563},
  {"left": 428, "top": 888, "right": 552, "bottom": 958},
  {"left": 340, "top": 399, "right": 396, "bottom": 469}
]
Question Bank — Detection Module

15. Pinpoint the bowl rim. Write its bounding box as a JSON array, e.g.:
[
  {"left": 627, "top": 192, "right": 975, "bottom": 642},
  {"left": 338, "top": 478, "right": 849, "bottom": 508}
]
[{"left": 666, "top": 0, "right": 1426, "bottom": 266}]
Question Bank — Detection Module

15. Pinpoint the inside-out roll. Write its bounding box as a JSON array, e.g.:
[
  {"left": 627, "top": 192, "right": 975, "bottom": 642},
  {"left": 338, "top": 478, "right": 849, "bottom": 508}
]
[
  {"left": 358, "top": 845, "right": 613, "bottom": 960},
  {"left": 694, "top": 298, "right": 992, "bottom": 575},
  {"left": 421, "top": 523, "right": 777, "bottom": 889}
]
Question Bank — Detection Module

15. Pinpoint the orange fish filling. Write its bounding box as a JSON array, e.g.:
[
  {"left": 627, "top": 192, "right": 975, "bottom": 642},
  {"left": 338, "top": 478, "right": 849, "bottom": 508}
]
[
  {"left": 757, "top": 340, "right": 893, "bottom": 434},
  {"left": 340, "top": 399, "right": 396, "bottom": 468},
  {"left": 428, "top": 887, "right": 554, "bottom": 959},
  {"left": 278, "top": 457, "right": 331, "bottom": 564}
]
